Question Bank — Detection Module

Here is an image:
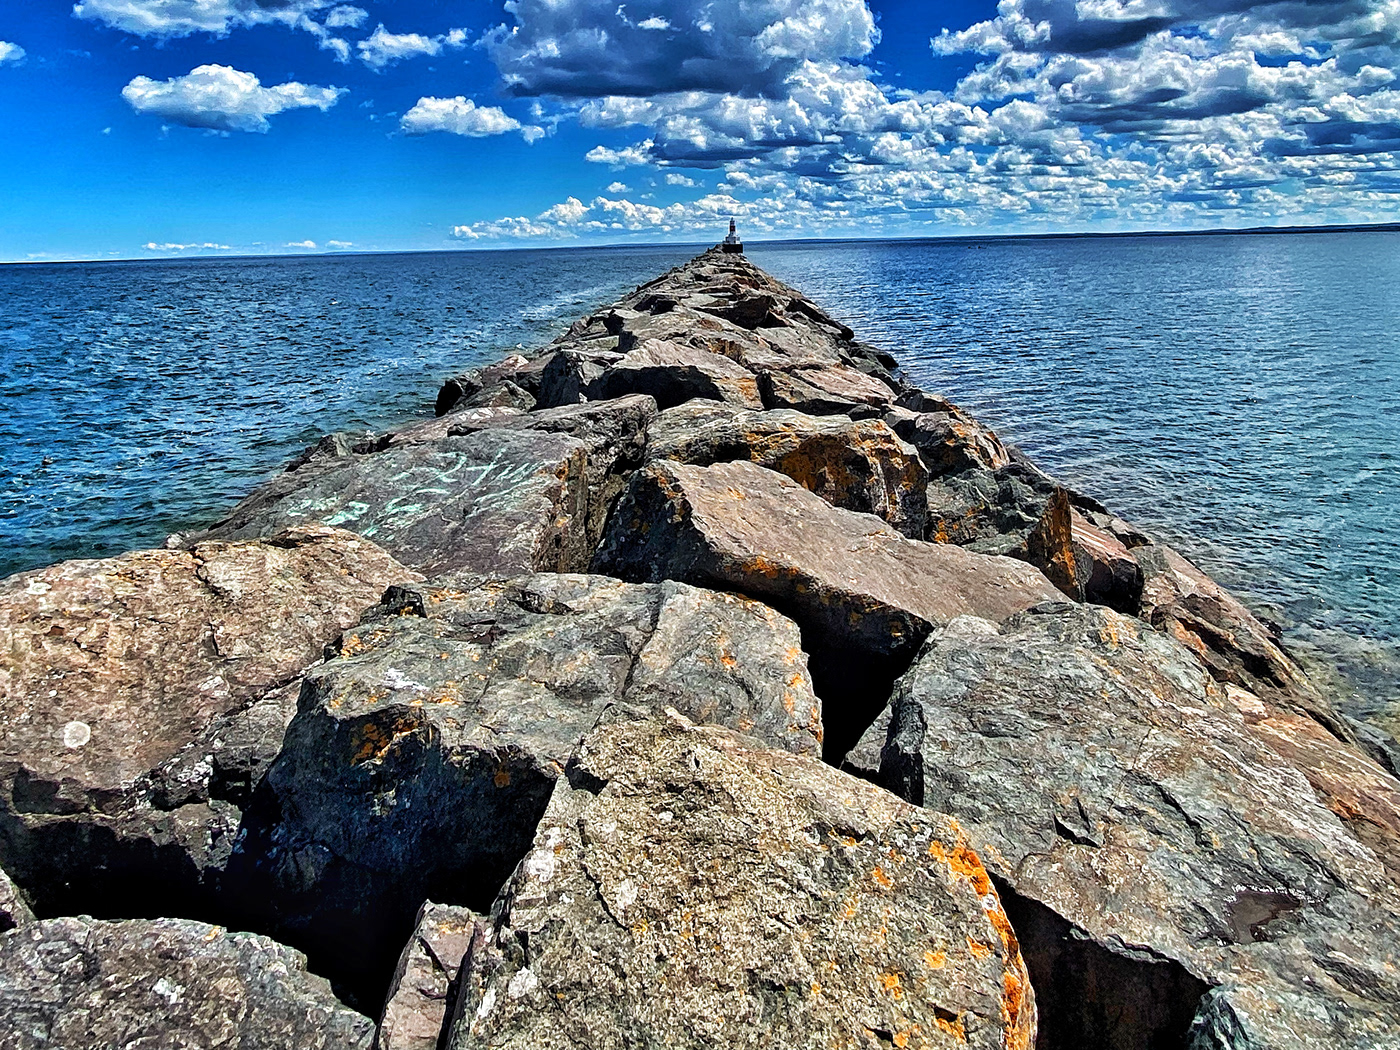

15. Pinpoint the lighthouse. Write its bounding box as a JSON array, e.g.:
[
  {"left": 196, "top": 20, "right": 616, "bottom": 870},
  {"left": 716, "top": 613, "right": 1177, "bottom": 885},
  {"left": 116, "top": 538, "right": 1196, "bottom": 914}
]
[{"left": 721, "top": 217, "right": 744, "bottom": 254}]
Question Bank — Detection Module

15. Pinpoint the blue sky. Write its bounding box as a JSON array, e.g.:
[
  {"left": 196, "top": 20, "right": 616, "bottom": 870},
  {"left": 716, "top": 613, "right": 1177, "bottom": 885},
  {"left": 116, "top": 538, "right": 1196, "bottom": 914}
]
[{"left": 3, "top": 0, "right": 1399, "bottom": 261}]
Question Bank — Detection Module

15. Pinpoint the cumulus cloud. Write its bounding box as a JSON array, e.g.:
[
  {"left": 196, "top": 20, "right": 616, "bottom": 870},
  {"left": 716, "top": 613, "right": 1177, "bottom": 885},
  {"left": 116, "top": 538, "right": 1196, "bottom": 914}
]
[
  {"left": 485, "top": 0, "right": 878, "bottom": 98},
  {"left": 326, "top": 239, "right": 354, "bottom": 248},
  {"left": 74, "top": 0, "right": 362, "bottom": 59},
  {"left": 585, "top": 140, "right": 656, "bottom": 166},
  {"left": 143, "top": 241, "right": 233, "bottom": 251},
  {"left": 665, "top": 173, "right": 698, "bottom": 185},
  {"left": 0, "top": 41, "right": 25, "bottom": 65},
  {"left": 607, "top": 181, "right": 631, "bottom": 192},
  {"left": 357, "top": 24, "right": 469, "bottom": 70},
  {"left": 122, "top": 65, "right": 344, "bottom": 133},
  {"left": 400, "top": 96, "right": 545, "bottom": 141}
]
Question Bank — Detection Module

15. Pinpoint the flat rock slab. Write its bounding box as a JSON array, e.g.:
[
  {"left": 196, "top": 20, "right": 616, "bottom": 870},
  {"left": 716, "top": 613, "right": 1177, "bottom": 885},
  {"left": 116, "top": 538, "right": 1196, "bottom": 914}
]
[
  {"left": 0, "top": 916, "right": 373, "bottom": 1050},
  {"left": 237, "top": 572, "right": 822, "bottom": 1004},
  {"left": 594, "top": 459, "right": 1059, "bottom": 663},
  {"left": 760, "top": 365, "right": 893, "bottom": 415},
  {"left": 379, "top": 902, "right": 486, "bottom": 1050},
  {"left": 592, "top": 339, "right": 763, "bottom": 410},
  {"left": 0, "top": 525, "right": 413, "bottom": 916},
  {"left": 192, "top": 428, "right": 594, "bottom": 577},
  {"left": 645, "top": 400, "right": 928, "bottom": 537},
  {"left": 861, "top": 603, "right": 1400, "bottom": 1049},
  {"left": 885, "top": 405, "right": 1011, "bottom": 478},
  {"left": 447, "top": 715, "right": 1035, "bottom": 1050}
]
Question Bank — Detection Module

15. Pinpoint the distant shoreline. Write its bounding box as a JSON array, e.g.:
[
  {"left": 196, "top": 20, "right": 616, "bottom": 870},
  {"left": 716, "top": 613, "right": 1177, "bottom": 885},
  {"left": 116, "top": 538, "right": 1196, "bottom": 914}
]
[{"left": 6, "top": 220, "right": 1399, "bottom": 267}]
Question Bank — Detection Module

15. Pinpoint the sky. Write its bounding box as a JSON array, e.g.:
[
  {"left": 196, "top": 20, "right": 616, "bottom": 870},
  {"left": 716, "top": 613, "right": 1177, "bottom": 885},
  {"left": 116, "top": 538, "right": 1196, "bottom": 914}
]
[{"left": 2, "top": 0, "right": 1400, "bottom": 260}]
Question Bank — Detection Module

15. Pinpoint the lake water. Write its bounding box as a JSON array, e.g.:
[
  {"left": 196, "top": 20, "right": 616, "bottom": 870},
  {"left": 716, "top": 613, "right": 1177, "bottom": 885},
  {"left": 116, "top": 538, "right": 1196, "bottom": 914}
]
[{"left": 2, "top": 234, "right": 1397, "bottom": 721}]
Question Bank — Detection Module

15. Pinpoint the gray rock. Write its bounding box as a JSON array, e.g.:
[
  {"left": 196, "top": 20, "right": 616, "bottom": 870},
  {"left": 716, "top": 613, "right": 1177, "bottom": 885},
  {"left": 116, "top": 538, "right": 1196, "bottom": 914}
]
[
  {"left": 455, "top": 380, "right": 536, "bottom": 413},
  {"left": 0, "top": 916, "right": 374, "bottom": 1049},
  {"left": 234, "top": 572, "right": 822, "bottom": 1007},
  {"left": 537, "top": 347, "right": 623, "bottom": 408},
  {"left": 0, "top": 864, "right": 32, "bottom": 931},
  {"left": 446, "top": 714, "right": 1036, "bottom": 1050},
  {"left": 379, "top": 902, "right": 486, "bottom": 1050},
  {"left": 758, "top": 365, "right": 893, "bottom": 416},
  {"left": 0, "top": 526, "right": 414, "bottom": 921},
  {"left": 591, "top": 338, "right": 763, "bottom": 410},
  {"left": 593, "top": 459, "right": 1060, "bottom": 759},
  {"left": 886, "top": 406, "right": 1011, "bottom": 477},
  {"left": 644, "top": 400, "right": 928, "bottom": 536},
  {"left": 863, "top": 603, "right": 1400, "bottom": 1050},
  {"left": 191, "top": 428, "right": 596, "bottom": 577},
  {"left": 435, "top": 354, "right": 554, "bottom": 416}
]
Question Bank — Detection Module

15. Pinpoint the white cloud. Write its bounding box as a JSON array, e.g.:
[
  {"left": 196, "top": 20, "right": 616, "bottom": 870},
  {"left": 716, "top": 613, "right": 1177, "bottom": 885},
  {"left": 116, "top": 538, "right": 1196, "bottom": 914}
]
[
  {"left": 607, "top": 181, "right": 631, "bottom": 192},
  {"left": 401, "top": 96, "right": 540, "bottom": 139},
  {"left": 0, "top": 41, "right": 25, "bottom": 65},
  {"left": 665, "top": 172, "right": 697, "bottom": 186},
  {"left": 143, "top": 242, "right": 233, "bottom": 251},
  {"left": 324, "top": 5, "right": 366, "bottom": 29},
  {"left": 285, "top": 240, "right": 318, "bottom": 248},
  {"left": 122, "top": 65, "right": 344, "bottom": 133},
  {"left": 585, "top": 140, "right": 656, "bottom": 166},
  {"left": 485, "top": 0, "right": 877, "bottom": 98},
  {"left": 357, "top": 24, "right": 469, "bottom": 71},
  {"left": 327, "top": 239, "right": 353, "bottom": 248}
]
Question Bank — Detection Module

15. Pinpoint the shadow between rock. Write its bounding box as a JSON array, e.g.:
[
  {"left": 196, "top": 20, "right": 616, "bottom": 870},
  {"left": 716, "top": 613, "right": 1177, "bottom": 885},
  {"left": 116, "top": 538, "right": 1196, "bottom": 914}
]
[{"left": 992, "top": 875, "right": 1211, "bottom": 1050}]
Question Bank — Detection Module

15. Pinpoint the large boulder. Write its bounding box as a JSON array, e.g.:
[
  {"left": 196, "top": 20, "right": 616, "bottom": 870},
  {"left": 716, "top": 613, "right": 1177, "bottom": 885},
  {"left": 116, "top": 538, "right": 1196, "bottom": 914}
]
[
  {"left": 759, "top": 365, "right": 894, "bottom": 416},
  {"left": 233, "top": 572, "right": 822, "bottom": 1007},
  {"left": 591, "top": 339, "right": 763, "bottom": 410},
  {"left": 0, "top": 526, "right": 414, "bottom": 920},
  {"left": 593, "top": 459, "right": 1060, "bottom": 756},
  {"left": 885, "top": 403, "right": 1011, "bottom": 477},
  {"left": 190, "top": 428, "right": 596, "bottom": 577},
  {"left": 645, "top": 400, "right": 928, "bottom": 537},
  {"left": 859, "top": 603, "right": 1400, "bottom": 1050},
  {"left": 0, "top": 916, "right": 374, "bottom": 1049},
  {"left": 378, "top": 902, "right": 486, "bottom": 1050},
  {"left": 446, "top": 715, "right": 1036, "bottom": 1050}
]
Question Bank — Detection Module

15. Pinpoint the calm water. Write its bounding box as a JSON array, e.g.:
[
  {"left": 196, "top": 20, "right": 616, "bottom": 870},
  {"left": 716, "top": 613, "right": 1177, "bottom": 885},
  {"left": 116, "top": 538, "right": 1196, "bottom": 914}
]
[{"left": 2, "top": 235, "right": 1397, "bottom": 719}]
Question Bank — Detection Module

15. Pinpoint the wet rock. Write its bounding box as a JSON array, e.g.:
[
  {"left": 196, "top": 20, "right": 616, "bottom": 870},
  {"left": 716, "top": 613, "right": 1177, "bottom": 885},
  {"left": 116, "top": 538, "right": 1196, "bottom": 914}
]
[
  {"left": 379, "top": 902, "right": 486, "bottom": 1050},
  {"left": 863, "top": 603, "right": 1400, "bottom": 1050},
  {"left": 593, "top": 459, "right": 1059, "bottom": 758},
  {"left": 0, "top": 864, "right": 32, "bottom": 931},
  {"left": 0, "top": 916, "right": 374, "bottom": 1049},
  {"left": 759, "top": 365, "right": 894, "bottom": 416},
  {"left": 645, "top": 400, "right": 928, "bottom": 536},
  {"left": 0, "top": 526, "right": 413, "bottom": 920},
  {"left": 233, "top": 572, "right": 821, "bottom": 1007},
  {"left": 191, "top": 428, "right": 596, "bottom": 577},
  {"left": 446, "top": 714, "right": 1036, "bottom": 1050},
  {"left": 591, "top": 339, "right": 763, "bottom": 410}
]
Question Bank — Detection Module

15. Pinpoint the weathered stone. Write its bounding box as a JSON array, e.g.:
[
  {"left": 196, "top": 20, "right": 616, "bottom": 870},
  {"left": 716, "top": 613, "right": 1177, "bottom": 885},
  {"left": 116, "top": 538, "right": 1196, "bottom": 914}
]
[
  {"left": 886, "top": 406, "right": 1011, "bottom": 477},
  {"left": 0, "top": 864, "right": 32, "bottom": 931},
  {"left": 591, "top": 338, "right": 762, "bottom": 410},
  {"left": 435, "top": 354, "right": 554, "bottom": 416},
  {"left": 537, "top": 347, "right": 623, "bottom": 408},
  {"left": 456, "top": 380, "right": 536, "bottom": 413},
  {"left": 0, "top": 916, "right": 374, "bottom": 1049},
  {"left": 191, "top": 428, "right": 596, "bottom": 577},
  {"left": 0, "top": 526, "right": 413, "bottom": 919},
  {"left": 758, "top": 365, "right": 893, "bottom": 415},
  {"left": 446, "top": 714, "right": 1036, "bottom": 1050},
  {"left": 593, "top": 459, "right": 1059, "bottom": 757},
  {"left": 863, "top": 603, "right": 1400, "bottom": 1050},
  {"left": 381, "top": 406, "right": 526, "bottom": 449},
  {"left": 1134, "top": 542, "right": 1349, "bottom": 735},
  {"left": 233, "top": 572, "right": 822, "bottom": 1006},
  {"left": 645, "top": 400, "right": 928, "bottom": 536},
  {"left": 379, "top": 902, "right": 486, "bottom": 1050}
]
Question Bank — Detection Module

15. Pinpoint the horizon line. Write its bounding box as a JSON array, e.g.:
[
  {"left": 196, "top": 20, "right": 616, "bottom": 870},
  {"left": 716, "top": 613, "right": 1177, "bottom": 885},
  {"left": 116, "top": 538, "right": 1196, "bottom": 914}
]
[{"left": 7, "top": 219, "right": 1400, "bottom": 266}]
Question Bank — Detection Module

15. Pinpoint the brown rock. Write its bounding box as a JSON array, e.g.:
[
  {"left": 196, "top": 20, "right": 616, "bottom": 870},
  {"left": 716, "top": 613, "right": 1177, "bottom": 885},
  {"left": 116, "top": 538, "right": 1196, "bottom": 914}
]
[
  {"left": 645, "top": 400, "right": 928, "bottom": 536},
  {"left": 592, "top": 338, "right": 763, "bottom": 409},
  {"left": 379, "top": 902, "right": 487, "bottom": 1050},
  {"left": 446, "top": 715, "right": 1036, "bottom": 1050},
  {"left": 0, "top": 526, "right": 415, "bottom": 919},
  {"left": 758, "top": 365, "right": 893, "bottom": 415}
]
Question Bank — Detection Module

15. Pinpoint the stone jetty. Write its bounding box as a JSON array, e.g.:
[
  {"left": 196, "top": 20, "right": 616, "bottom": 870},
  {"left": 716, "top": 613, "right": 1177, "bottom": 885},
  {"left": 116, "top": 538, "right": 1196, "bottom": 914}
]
[{"left": 2, "top": 247, "right": 1398, "bottom": 1049}]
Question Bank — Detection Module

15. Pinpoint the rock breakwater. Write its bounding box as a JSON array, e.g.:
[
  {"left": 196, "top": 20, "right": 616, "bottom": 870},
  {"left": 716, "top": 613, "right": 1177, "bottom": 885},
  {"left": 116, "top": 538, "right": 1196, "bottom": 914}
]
[{"left": 2, "top": 247, "right": 1398, "bottom": 1049}]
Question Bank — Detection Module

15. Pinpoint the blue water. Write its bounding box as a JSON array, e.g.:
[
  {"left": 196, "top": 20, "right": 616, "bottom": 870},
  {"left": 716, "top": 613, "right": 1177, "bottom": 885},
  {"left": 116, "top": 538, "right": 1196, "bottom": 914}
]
[{"left": 2, "top": 235, "right": 1397, "bottom": 718}]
